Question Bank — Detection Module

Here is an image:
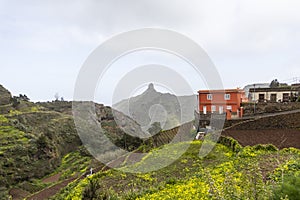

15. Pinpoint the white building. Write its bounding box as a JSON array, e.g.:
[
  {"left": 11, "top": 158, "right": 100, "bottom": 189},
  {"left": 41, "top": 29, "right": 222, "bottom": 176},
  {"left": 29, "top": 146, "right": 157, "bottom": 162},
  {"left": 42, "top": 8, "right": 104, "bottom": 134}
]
[{"left": 249, "top": 87, "right": 299, "bottom": 102}]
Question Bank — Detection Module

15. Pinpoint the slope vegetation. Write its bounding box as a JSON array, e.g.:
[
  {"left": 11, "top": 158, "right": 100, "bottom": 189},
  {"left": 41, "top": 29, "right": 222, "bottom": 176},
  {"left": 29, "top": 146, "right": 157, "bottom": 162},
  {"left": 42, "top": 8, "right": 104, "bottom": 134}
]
[{"left": 53, "top": 139, "right": 300, "bottom": 200}]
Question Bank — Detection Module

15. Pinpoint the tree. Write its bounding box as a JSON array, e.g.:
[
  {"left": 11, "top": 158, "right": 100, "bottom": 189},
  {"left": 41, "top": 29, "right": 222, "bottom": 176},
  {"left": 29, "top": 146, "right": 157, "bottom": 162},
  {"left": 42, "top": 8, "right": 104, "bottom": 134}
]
[
  {"left": 19, "top": 94, "right": 30, "bottom": 101},
  {"left": 11, "top": 96, "right": 20, "bottom": 108},
  {"left": 270, "top": 79, "right": 280, "bottom": 88},
  {"left": 11, "top": 94, "right": 30, "bottom": 107}
]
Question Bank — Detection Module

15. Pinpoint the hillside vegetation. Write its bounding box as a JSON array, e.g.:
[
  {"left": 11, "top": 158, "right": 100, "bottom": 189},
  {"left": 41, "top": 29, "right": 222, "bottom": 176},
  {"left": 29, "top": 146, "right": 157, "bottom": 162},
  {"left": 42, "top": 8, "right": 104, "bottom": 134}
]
[
  {"left": 1, "top": 84, "right": 300, "bottom": 199},
  {"left": 0, "top": 85, "right": 145, "bottom": 199},
  {"left": 53, "top": 140, "right": 300, "bottom": 200},
  {"left": 0, "top": 100, "right": 82, "bottom": 198}
]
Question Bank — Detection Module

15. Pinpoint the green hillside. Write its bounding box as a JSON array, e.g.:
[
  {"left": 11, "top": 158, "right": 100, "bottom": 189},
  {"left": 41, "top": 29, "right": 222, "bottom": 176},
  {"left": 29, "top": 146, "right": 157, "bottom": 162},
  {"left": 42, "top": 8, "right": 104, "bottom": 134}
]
[
  {"left": 52, "top": 140, "right": 300, "bottom": 200},
  {"left": 1, "top": 84, "right": 300, "bottom": 200},
  {"left": 0, "top": 85, "right": 145, "bottom": 199},
  {"left": 0, "top": 101, "right": 83, "bottom": 198}
]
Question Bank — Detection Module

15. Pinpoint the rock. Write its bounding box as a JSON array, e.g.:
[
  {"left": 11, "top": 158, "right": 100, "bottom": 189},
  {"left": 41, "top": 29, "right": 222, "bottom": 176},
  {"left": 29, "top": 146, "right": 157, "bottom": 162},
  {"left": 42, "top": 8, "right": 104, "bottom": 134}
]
[{"left": 0, "top": 84, "right": 12, "bottom": 106}]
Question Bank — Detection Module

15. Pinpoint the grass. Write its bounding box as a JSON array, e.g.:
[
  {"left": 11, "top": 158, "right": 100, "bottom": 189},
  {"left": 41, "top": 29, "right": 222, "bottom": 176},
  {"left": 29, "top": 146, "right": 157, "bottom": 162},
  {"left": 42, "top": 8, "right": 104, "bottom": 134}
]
[
  {"left": 55, "top": 151, "right": 93, "bottom": 180},
  {"left": 0, "top": 102, "right": 84, "bottom": 199},
  {"left": 1, "top": 98, "right": 299, "bottom": 199},
  {"left": 52, "top": 140, "right": 300, "bottom": 200}
]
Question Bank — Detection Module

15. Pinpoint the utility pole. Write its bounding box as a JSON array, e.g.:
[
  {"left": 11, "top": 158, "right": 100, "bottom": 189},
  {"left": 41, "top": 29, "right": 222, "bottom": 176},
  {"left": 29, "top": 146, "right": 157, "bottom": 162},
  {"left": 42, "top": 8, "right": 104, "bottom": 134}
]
[
  {"left": 124, "top": 133, "right": 127, "bottom": 150},
  {"left": 253, "top": 84, "right": 256, "bottom": 115}
]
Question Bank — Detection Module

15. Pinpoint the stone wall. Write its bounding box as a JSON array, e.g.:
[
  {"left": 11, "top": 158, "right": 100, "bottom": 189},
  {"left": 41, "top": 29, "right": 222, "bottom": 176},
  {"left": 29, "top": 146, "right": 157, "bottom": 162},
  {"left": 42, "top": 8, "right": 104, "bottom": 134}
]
[
  {"left": 243, "top": 102, "right": 300, "bottom": 116},
  {"left": 226, "top": 112, "right": 300, "bottom": 130}
]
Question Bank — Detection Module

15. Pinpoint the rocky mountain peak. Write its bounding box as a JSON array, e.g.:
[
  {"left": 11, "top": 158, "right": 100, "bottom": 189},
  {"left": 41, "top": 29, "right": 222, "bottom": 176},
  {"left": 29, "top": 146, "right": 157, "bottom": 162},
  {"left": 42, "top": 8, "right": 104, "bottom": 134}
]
[
  {"left": 148, "top": 83, "right": 154, "bottom": 90},
  {"left": 146, "top": 83, "right": 156, "bottom": 92}
]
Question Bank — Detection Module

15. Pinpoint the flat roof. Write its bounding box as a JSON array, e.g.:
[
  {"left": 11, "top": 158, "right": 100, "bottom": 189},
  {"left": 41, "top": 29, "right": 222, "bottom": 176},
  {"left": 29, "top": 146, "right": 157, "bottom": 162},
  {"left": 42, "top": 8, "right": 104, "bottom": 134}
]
[
  {"left": 198, "top": 89, "right": 244, "bottom": 94},
  {"left": 249, "top": 87, "right": 298, "bottom": 92}
]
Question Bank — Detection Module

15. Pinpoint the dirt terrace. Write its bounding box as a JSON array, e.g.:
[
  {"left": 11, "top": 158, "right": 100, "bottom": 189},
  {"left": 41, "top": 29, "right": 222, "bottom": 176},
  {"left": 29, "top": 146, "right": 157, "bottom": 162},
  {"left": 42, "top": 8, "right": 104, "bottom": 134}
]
[{"left": 222, "top": 129, "right": 300, "bottom": 149}]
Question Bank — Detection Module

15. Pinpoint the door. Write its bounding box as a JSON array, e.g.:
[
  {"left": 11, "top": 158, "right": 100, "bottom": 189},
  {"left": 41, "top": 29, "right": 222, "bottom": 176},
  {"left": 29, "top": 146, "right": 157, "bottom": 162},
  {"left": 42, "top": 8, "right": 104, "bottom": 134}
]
[
  {"left": 211, "top": 105, "right": 216, "bottom": 113},
  {"left": 270, "top": 94, "right": 277, "bottom": 102},
  {"left": 203, "top": 106, "right": 207, "bottom": 114},
  {"left": 219, "top": 106, "right": 224, "bottom": 114},
  {"left": 259, "top": 94, "right": 265, "bottom": 102}
]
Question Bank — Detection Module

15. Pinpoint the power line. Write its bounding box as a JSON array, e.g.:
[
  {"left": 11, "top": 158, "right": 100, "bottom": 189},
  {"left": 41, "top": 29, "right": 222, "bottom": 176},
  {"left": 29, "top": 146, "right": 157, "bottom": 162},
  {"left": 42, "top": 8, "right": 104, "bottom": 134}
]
[{"left": 282, "top": 77, "right": 300, "bottom": 84}]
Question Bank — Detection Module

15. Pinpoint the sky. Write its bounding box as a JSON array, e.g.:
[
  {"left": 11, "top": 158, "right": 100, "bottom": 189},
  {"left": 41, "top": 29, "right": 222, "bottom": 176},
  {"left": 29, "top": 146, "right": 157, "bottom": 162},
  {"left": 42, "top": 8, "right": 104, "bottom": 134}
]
[{"left": 0, "top": 0, "right": 300, "bottom": 105}]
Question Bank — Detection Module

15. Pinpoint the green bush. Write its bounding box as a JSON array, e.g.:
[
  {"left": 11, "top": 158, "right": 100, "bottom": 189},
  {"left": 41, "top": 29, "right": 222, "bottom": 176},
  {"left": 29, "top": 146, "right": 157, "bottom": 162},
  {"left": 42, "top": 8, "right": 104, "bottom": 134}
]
[
  {"left": 82, "top": 179, "right": 100, "bottom": 200},
  {"left": 254, "top": 144, "right": 278, "bottom": 152},
  {"left": 273, "top": 175, "right": 300, "bottom": 200},
  {"left": 265, "top": 144, "right": 279, "bottom": 151},
  {"left": 218, "top": 136, "right": 242, "bottom": 153}
]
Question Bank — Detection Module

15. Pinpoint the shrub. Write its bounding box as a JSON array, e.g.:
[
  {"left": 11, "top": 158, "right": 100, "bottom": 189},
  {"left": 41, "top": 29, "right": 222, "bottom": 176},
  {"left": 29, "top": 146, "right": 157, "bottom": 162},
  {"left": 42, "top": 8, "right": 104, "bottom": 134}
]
[
  {"left": 82, "top": 179, "right": 100, "bottom": 200},
  {"left": 166, "top": 178, "right": 177, "bottom": 185},
  {"left": 218, "top": 136, "right": 242, "bottom": 153},
  {"left": 254, "top": 144, "right": 278, "bottom": 152},
  {"left": 273, "top": 175, "right": 300, "bottom": 200},
  {"left": 0, "top": 115, "right": 8, "bottom": 124},
  {"left": 265, "top": 144, "right": 279, "bottom": 152}
]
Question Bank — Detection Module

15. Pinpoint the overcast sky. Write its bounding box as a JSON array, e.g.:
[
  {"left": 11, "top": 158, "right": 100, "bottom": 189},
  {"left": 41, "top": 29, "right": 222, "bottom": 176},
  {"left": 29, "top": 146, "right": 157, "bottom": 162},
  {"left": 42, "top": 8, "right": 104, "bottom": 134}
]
[{"left": 0, "top": 0, "right": 300, "bottom": 104}]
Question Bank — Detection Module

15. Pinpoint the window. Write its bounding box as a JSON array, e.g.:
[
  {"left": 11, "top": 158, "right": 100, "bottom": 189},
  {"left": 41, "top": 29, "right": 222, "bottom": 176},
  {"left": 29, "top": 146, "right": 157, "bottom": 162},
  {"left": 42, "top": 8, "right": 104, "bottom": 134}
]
[
  {"left": 226, "top": 106, "right": 232, "bottom": 110},
  {"left": 207, "top": 94, "right": 212, "bottom": 100},
  {"left": 283, "top": 93, "right": 289, "bottom": 102},
  {"left": 225, "top": 94, "right": 231, "bottom": 100},
  {"left": 259, "top": 94, "right": 265, "bottom": 102},
  {"left": 211, "top": 105, "right": 216, "bottom": 113}
]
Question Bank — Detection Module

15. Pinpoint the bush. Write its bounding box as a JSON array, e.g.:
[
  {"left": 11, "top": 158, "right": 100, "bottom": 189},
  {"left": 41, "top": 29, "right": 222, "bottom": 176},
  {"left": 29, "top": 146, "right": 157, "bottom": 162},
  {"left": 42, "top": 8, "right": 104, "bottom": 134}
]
[
  {"left": 218, "top": 136, "right": 242, "bottom": 153},
  {"left": 265, "top": 144, "right": 278, "bottom": 152},
  {"left": 273, "top": 175, "right": 300, "bottom": 200},
  {"left": 82, "top": 179, "right": 100, "bottom": 200},
  {"left": 254, "top": 144, "right": 278, "bottom": 152},
  {"left": 166, "top": 178, "right": 177, "bottom": 185}
]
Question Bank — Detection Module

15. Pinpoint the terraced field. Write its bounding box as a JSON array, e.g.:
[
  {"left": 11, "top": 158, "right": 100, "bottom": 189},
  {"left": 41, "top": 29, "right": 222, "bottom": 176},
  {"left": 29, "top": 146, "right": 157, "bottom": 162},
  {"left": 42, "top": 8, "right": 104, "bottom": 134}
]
[{"left": 52, "top": 140, "right": 300, "bottom": 200}]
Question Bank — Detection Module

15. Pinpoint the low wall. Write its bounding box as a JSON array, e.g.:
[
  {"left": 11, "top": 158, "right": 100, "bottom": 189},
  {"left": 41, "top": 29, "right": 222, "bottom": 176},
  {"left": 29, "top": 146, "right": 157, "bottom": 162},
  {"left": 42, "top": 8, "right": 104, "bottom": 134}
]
[
  {"left": 226, "top": 112, "right": 300, "bottom": 130},
  {"left": 243, "top": 102, "right": 300, "bottom": 116}
]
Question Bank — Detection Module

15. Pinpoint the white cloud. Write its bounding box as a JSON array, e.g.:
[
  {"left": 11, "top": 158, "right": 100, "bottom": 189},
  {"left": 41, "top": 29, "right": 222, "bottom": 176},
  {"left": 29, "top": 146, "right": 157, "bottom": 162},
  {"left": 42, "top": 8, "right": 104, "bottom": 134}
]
[{"left": 0, "top": 0, "right": 299, "bottom": 102}]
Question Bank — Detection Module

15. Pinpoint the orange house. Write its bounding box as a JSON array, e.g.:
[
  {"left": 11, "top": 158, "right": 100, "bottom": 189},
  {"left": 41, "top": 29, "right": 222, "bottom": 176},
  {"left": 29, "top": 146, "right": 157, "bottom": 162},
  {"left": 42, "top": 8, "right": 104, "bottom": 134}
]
[{"left": 198, "top": 89, "right": 245, "bottom": 120}]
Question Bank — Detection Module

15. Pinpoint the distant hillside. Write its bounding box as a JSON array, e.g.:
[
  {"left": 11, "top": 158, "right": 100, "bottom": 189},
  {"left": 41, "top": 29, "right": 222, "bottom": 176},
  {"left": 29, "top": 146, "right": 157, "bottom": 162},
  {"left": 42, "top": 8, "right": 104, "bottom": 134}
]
[
  {"left": 113, "top": 83, "right": 198, "bottom": 133},
  {"left": 0, "top": 84, "right": 145, "bottom": 199},
  {"left": 0, "top": 84, "right": 11, "bottom": 106}
]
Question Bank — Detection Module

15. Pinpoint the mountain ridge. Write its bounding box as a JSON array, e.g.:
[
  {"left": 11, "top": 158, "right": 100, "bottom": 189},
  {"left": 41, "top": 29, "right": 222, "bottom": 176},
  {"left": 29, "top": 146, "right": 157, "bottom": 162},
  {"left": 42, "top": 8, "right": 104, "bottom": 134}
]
[{"left": 113, "top": 83, "right": 198, "bottom": 132}]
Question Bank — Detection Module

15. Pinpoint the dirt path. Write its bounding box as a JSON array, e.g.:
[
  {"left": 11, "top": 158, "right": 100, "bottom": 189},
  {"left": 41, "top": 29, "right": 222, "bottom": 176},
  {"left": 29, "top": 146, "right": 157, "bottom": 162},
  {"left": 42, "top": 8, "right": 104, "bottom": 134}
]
[
  {"left": 106, "top": 150, "right": 144, "bottom": 169},
  {"left": 9, "top": 188, "right": 31, "bottom": 200},
  {"left": 26, "top": 177, "right": 77, "bottom": 200},
  {"left": 24, "top": 152, "right": 145, "bottom": 200},
  {"left": 42, "top": 173, "right": 62, "bottom": 183}
]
